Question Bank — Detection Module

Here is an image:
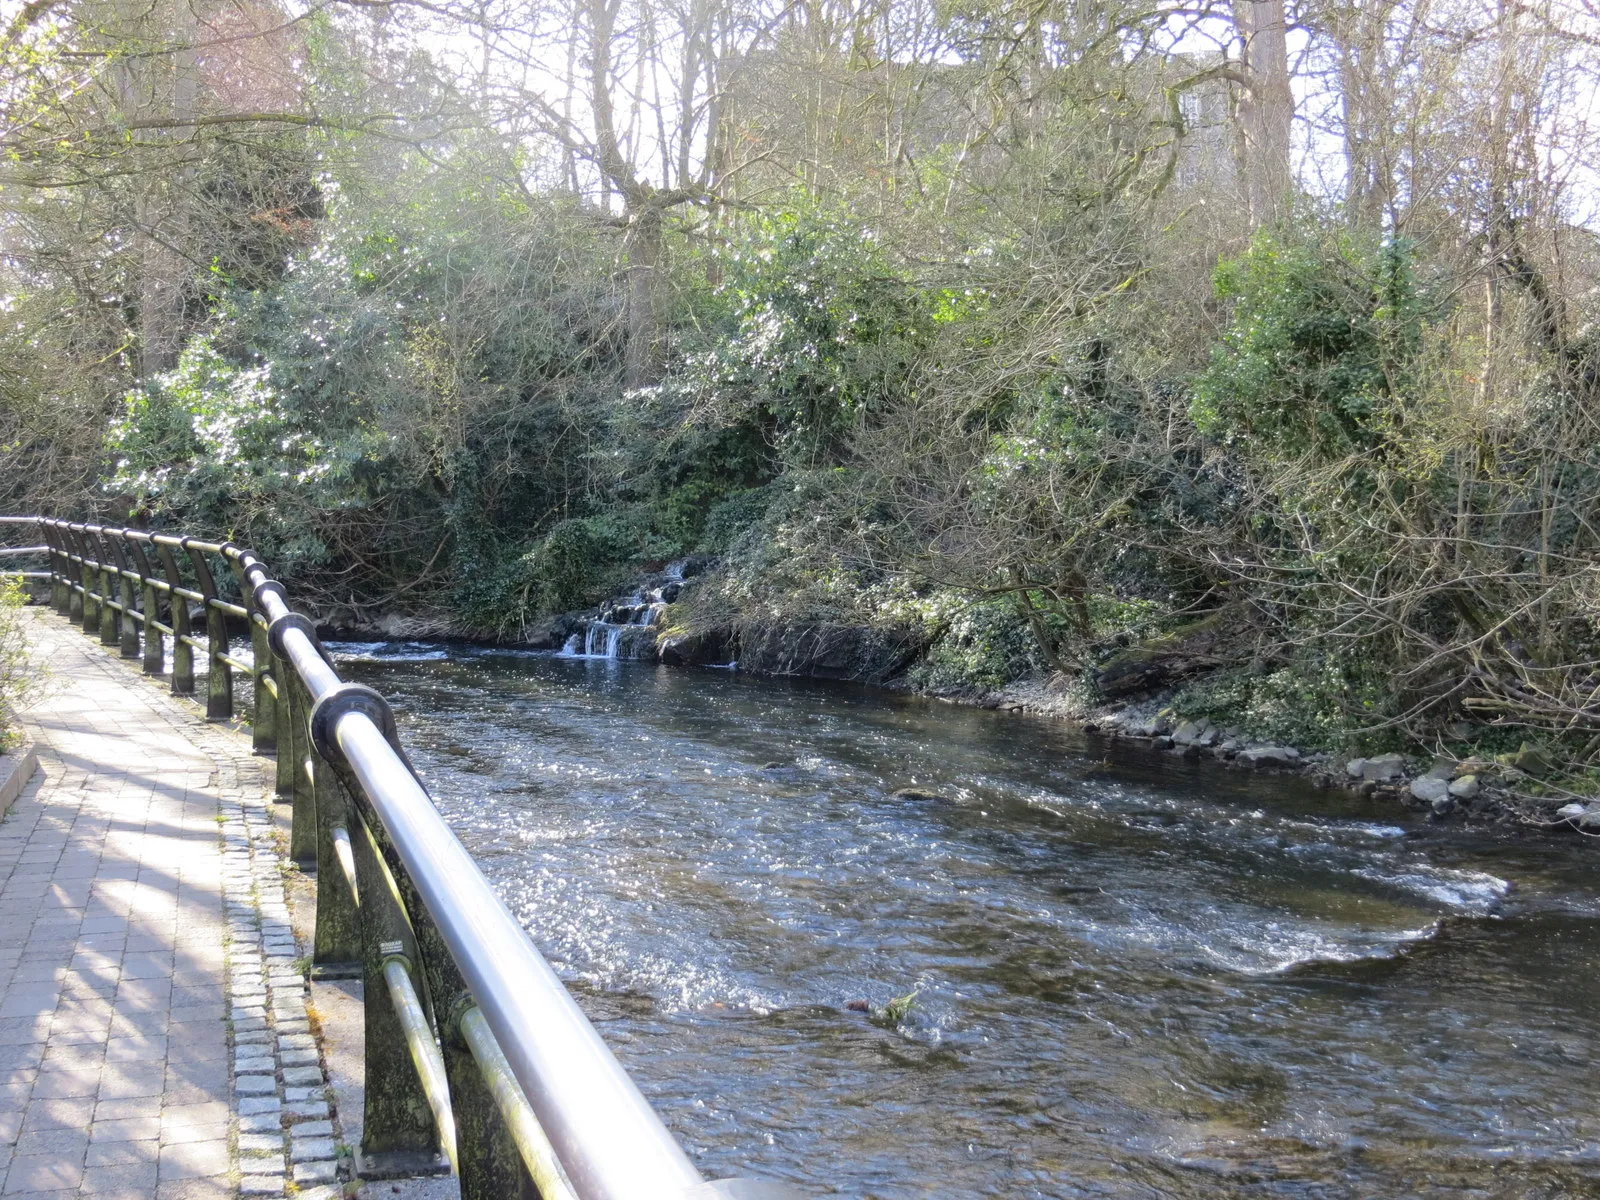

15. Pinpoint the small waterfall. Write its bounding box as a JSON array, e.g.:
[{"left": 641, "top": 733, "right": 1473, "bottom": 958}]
[
  {"left": 561, "top": 574, "right": 682, "bottom": 660},
  {"left": 573, "top": 614, "right": 636, "bottom": 660}
]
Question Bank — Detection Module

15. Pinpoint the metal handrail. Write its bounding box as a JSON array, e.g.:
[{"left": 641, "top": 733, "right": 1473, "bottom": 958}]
[
  {"left": 1, "top": 515, "right": 809, "bottom": 1200},
  {"left": 0, "top": 529, "right": 50, "bottom": 578}
]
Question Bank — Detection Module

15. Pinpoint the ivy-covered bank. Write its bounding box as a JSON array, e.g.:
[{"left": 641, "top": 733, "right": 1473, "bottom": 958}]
[
  {"left": 0, "top": 101, "right": 1574, "bottom": 828},
  {"left": 88, "top": 179, "right": 1600, "bottom": 818},
  {"left": 382, "top": 554, "right": 1585, "bottom": 833}
]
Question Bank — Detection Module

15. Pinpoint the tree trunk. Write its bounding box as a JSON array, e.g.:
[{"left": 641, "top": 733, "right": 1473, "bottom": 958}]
[
  {"left": 1331, "top": 1, "right": 1401, "bottom": 230},
  {"left": 624, "top": 206, "right": 662, "bottom": 389},
  {"left": 123, "top": 0, "right": 196, "bottom": 380},
  {"left": 1230, "top": 0, "right": 1293, "bottom": 228}
]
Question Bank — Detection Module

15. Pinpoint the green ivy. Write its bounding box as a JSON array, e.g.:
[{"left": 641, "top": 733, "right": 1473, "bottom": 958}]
[
  {"left": 667, "top": 202, "right": 939, "bottom": 465},
  {"left": 1171, "top": 648, "right": 1401, "bottom": 751},
  {"left": 1191, "top": 230, "right": 1426, "bottom": 462}
]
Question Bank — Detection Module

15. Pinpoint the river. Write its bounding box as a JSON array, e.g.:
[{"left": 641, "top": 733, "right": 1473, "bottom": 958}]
[{"left": 328, "top": 641, "right": 1600, "bottom": 1199}]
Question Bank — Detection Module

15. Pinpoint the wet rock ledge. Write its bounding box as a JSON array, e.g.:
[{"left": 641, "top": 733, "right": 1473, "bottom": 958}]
[{"left": 1077, "top": 705, "right": 1589, "bottom": 833}]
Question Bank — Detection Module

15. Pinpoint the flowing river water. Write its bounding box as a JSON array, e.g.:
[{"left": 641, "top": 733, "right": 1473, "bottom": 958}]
[{"left": 328, "top": 642, "right": 1600, "bottom": 1199}]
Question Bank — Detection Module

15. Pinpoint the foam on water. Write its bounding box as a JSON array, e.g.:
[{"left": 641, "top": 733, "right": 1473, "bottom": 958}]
[
  {"left": 1356, "top": 864, "right": 1512, "bottom": 913},
  {"left": 325, "top": 639, "right": 450, "bottom": 662}
]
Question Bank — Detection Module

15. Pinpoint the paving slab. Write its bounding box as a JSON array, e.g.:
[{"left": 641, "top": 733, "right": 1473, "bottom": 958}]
[{"left": 1, "top": 610, "right": 347, "bottom": 1198}]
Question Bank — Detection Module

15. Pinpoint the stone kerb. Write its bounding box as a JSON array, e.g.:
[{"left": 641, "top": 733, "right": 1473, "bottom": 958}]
[{"left": 0, "top": 738, "right": 38, "bottom": 820}]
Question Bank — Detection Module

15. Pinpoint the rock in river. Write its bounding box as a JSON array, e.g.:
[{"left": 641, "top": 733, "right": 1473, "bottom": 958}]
[
  {"left": 1238, "top": 746, "right": 1300, "bottom": 769},
  {"left": 1410, "top": 776, "right": 1451, "bottom": 804},
  {"left": 1360, "top": 753, "right": 1407, "bottom": 782},
  {"left": 892, "top": 787, "right": 954, "bottom": 803}
]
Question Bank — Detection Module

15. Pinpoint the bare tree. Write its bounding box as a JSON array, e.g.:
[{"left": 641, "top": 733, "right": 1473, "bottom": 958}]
[{"left": 1229, "top": 0, "right": 1293, "bottom": 226}]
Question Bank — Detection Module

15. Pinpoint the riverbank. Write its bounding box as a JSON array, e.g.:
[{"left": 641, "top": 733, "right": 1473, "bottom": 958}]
[
  {"left": 309, "top": 588, "right": 1598, "bottom": 839},
  {"left": 964, "top": 681, "right": 1590, "bottom": 835},
  {"left": 872, "top": 669, "right": 1600, "bottom": 835}
]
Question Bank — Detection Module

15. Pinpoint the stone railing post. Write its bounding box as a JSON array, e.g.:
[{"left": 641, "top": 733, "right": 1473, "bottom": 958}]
[
  {"left": 126, "top": 537, "right": 166, "bottom": 676},
  {"left": 153, "top": 540, "right": 196, "bottom": 695},
  {"left": 184, "top": 540, "right": 233, "bottom": 720}
]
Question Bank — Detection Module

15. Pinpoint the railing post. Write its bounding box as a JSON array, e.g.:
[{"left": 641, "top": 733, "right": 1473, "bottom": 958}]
[
  {"left": 275, "top": 649, "right": 296, "bottom": 799},
  {"left": 153, "top": 540, "right": 195, "bottom": 694},
  {"left": 73, "top": 526, "right": 100, "bottom": 633},
  {"left": 288, "top": 674, "right": 318, "bottom": 868},
  {"left": 310, "top": 753, "right": 361, "bottom": 975},
  {"left": 42, "top": 524, "right": 69, "bottom": 613},
  {"left": 69, "top": 527, "right": 98, "bottom": 636},
  {"left": 127, "top": 538, "right": 165, "bottom": 675},
  {"left": 89, "top": 529, "right": 119, "bottom": 647},
  {"left": 416, "top": 936, "right": 540, "bottom": 1199},
  {"left": 108, "top": 534, "right": 141, "bottom": 660},
  {"left": 348, "top": 810, "right": 449, "bottom": 1178},
  {"left": 326, "top": 724, "right": 534, "bottom": 1198},
  {"left": 71, "top": 526, "right": 91, "bottom": 625},
  {"left": 227, "top": 551, "right": 278, "bottom": 755},
  {"left": 57, "top": 524, "right": 83, "bottom": 620},
  {"left": 37, "top": 522, "right": 57, "bottom": 610},
  {"left": 185, "top": 540, "right": 233, "bottom": 720}
]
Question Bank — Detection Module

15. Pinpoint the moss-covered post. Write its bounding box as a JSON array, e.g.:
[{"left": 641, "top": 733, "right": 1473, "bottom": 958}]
[
  {"left": 43, "top": 525, "right": 70, "bottom": 614},
  {"left": 419, "top": 940, "right": 539, "bottom": 1198},
  {"left": 63, "top": 529, "right": 84, "bottom": 622},
  {"left": 127, "top": 539, "right": 165, "bottom": 676},
  {"left": 274, "top": 648, "right": 295, "bottom": 798},
  {"left": 69, "top": 527, "right": 96, "bottom": 632},
  {"left": 108, "top": 534, "right": 141, "bottom": 659},
  {"left": 154, "top": 541, "right": 195, "bottom": 695},
  {"left": 349, "top": 809, "right": 449, "bottom": 1178},
  {"left": 310, "top": 754, "right": 361, "bottom": 975},
  {"left": 227, "top": 551, "right": 277, "bottom": 755},
  {"left": 74, "top": 528, "right": 99, "bottom": 632},
  {"left": 92, "top": 531, "right": 118, "bottom": 647},
  {"left": 288, "top": 674, "right": 318, "bottom": 868},
  {"left": 185, "top": 541, "right": 232, "bottom": 720}
]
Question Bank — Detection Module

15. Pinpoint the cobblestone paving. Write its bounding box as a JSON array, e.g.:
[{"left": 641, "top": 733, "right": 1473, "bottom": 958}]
[{"left": 1, "top": 610, "right": 343, "bottom": 1199}]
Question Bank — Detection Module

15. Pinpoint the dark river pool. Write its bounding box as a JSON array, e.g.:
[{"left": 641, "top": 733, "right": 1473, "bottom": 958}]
[{"left": 328, "top": 641, "right": 1600, "bottom": 1199}]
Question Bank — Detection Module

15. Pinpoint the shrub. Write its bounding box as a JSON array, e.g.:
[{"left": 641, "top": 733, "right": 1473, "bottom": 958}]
[
  {"left": 698, "top": 486, "right": 776, "bottom": 553},
  {"left": 1190, "top": 229, "right": 1425, "bottom": 463},
  {"left": 458, "top": 513, "right": 676, "bottom": 635},
  {"left": 1170, "top": 648, "right": 1400, "bottom": 752},
  {"left": 0, "top": 579, "right": 34, "bottom": 754},
  {"left": 669, "top": 204, "right": 934, "bottom": 466},
  {"left": 907, "top": 599, "right": 1040, "bottom": 693},
  {"left": 107, "top": 175, "right": 624, "bottom": 605}
]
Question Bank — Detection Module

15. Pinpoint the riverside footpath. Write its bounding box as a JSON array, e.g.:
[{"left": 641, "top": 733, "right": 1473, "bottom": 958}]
[{"left": 1, "top": 609, "right": 342, "bottom": 1199}]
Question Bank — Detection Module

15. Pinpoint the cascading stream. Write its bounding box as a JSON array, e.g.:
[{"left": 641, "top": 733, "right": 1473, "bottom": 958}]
[
  {"left": 328, "top": 640, "right": 1600, "bottom": 1200},
  {"left": 564, "top": 582, "right": 674, "bottom": 660}
]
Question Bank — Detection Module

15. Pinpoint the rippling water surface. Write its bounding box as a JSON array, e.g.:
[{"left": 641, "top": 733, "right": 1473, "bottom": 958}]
[{"left": 329, "top": 642, "right": 1600, "bottom": 1198}]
